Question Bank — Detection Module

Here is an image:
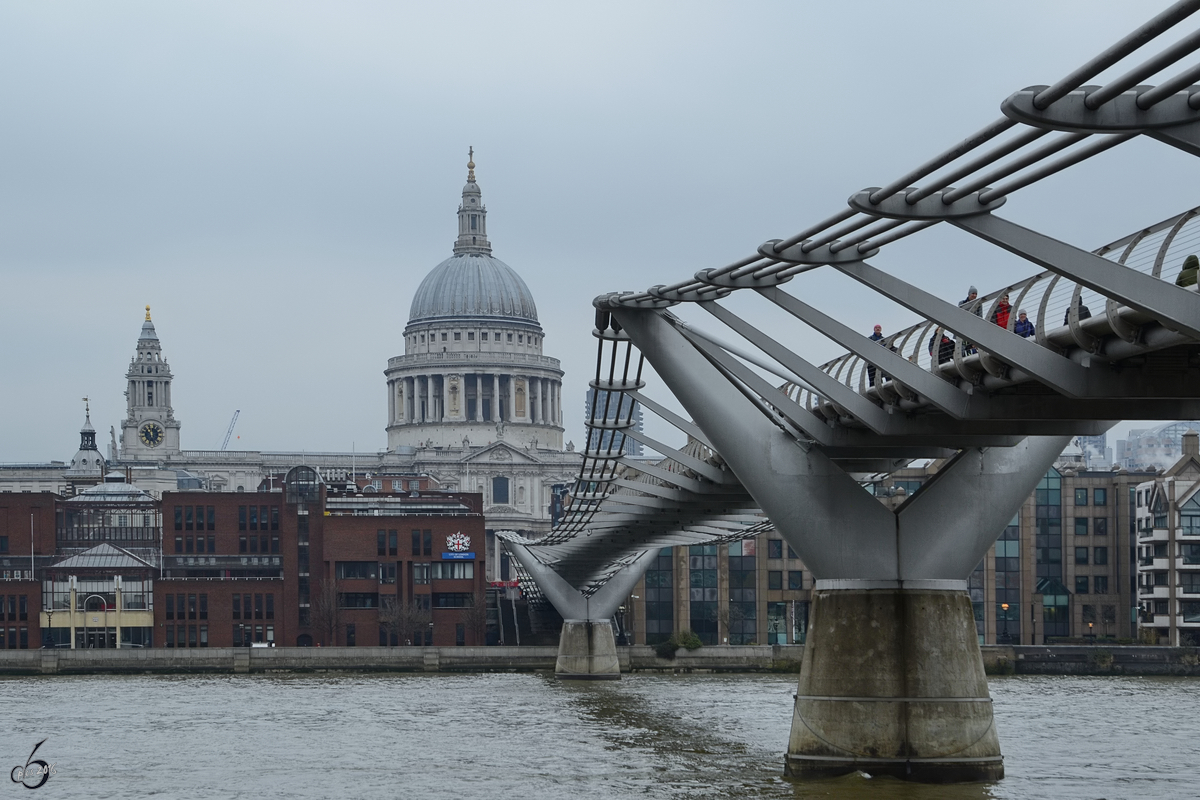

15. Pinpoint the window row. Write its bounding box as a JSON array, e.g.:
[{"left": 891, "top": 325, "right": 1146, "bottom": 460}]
[
  {"left": 766, "top": 571, "right": 805, "bottom": 591},
  {"left": 765, "top": 539, "right": 799, "bottom": 560},
  {"left": 233, "top": 593, "right": 274, "bottom": 620},
  {"left": 164, "top": 593, "right": 207, "bottom": 620},
  {"left": 0, "top": 626, "right": 29, "bottom": 649},
  {"left": 1073, "top": 488, "right": 1108, "bottom": 506},
  {"left": 232, "top": 624, "right": 275, "bottom": 646},
  {"left": 165, "top": 624, "right": 207, "bottom": 647},
  {"left": 174, "top": 534, "right": 216, "bottom": 553},
  {"left": 3, "top": 594, "right": 28, "bottom": 622},
  {"left": 239, "top": 505, "right": 280, "bottom": 532},
  {"left": 174, "top": 505, "right": 215, "bottom": 531},
  {"left": 416, "top": 331, "right": 540, "bottom": 346},
  {"left": 1074, "top": 547, "right": 1109, "bottom": 565},
  {"left": 1070, "top": 517, "right": 1109, "bottom": 536},
  {"left": 1074, "top": 575, "right": 1110, "bottom": 594}
]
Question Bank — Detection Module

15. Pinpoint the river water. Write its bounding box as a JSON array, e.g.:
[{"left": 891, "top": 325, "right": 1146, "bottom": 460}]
[{"left": 1, "top": 672, "right": 1194, "bottom": 799}]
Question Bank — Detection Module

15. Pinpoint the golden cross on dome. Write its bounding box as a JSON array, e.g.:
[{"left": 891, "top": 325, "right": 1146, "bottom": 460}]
[
  {"left": 467, "top": 146, "right": 475, "bottom": 181},
  {"left": 145, "top": 305, "right": 152, "bottom": 321}
]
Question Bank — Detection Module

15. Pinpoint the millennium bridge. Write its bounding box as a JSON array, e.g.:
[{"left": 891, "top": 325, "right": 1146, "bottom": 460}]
[{"left": 501, "top": 0, "right": 1200, "bottom": 782}]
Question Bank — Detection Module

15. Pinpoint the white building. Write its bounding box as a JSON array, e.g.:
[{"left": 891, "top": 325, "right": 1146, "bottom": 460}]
[{"left": 1135, "top": 429, "right": 1200, "bottom": 645}]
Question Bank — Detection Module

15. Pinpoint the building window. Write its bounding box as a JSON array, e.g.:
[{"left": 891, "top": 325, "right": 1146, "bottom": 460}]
[
  {"left": 454, "top": 332, "right": 461, "bottom": 341},
  {"left": 1094, "top": 517, "right": 1108, "bottom": 536},
  {"left": 379, "top": 563, "right": 396, "bottom": 585},
  {"left": 432, "top": 561, "right": 474, "bottom": 580},
  {"left": 1183, "top": 573, "right": 1200, "bottom": 594},
  {"left": 767, "top": 539, "right": 783, "bottom": 560},
  {"left": 441, "top": 333, "right": 447, "bottom": 342},
  {"left": 346, "top": 623, "right": 356, "bottom": 646},
  {"left": 727, "top": 540, "right": 757, "bottom": 645},
  {"left": 1094, "top": 488, "right": 1107, "bottom": 506},
  {"left": 481, "top": 332, "right": 488, "bottom": 341},
  {"left": 1094, "top": 575, "right": 1109, "bottom": 594},
  {"left": 492, "top": 477, "right": 510, "bottom": 504},
  {"left": 506, "top": 333, "right": 513, "bottom": 343},
  {"left": 412, "top": 530, "right": 421, "bottom": 556},
  {"left": 174, "top": 506, "right": 183, "bottom": 531},
  {"left": 377, "top": 530, "right": 386, "bottom": 556},
  {"left": 232, "top": 595, "right": 240, "bottom": 620},
  {"left": 432, "top": 592, "right": 473, "bottom": 608},
  {"left": 199, "top": 594, "right": 208, "bottom": 620},
  {"left": 1182, "top": 497, "right": 1200, "bottom": 536},
  {"left": 1074, "top": 488, "right": 1088, "bottom": 506},
  {"left": 1075, "top": 547, "right": 1089, "bottom": 565},
  {"left": 336, "top": 562, "right": 378, "bottom": 580},
  {"left": 788, "top": 571, "right": 804, "bottom": 590},
  {"left": 338, "top": 593, "right": 379, "bottom": 609},
  {"left": 413, "top": 563, "right": 430, "bottom": 585},
  {"left": 1074, "top": 517, "right": 1088, "bottom": 536},
  {"left": 786, "top": 544, "right": 798, "bottom": 560},
  {"left": 423, "top": 530, "right": 432, "bottom": 556},
  {"left": 643, "top": 548, "right": 673, "bottom": 646},
  {"left": 768, "top": 571, "right": 782, "bottom": 590},
  {"left": 1094, "top": 546, "right": 1107, "bottom": 566},
  {"left": 1075, "top": 576, "right": 1090, "bottom": 594},
  {"left": 388, "top": 530, "right": 398, "bottom": 556},
  {"left": 688, "top": 544, "right": 718, "bottom": 645},
  {"left": 1182, "top": 601, "right": 1200, "bottom": 623},
  {"left": 1183, "top": 544, "right": 1200, "bottom": 565}
]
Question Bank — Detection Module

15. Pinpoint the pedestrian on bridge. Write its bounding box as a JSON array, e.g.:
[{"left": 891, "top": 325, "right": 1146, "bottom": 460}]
[
  {"left": 867, "top": 324, "right": 885, "bottom": 386},
  {"left": 991, "top": 293, "right": 1012, "bottom": 330},
  {"left": 1177, "top": 254, "right": 1198, "bottom": 288},
  {"left": 958, "top": 286, "right": 980, "bottom": 353},
  {"left": 1014, "top": 309, "right": 1035, "bottom": 338}
]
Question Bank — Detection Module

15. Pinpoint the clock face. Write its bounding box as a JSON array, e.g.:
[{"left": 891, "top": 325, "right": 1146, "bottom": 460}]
[
  {"left": 139, "top": 422, "right": 164, "bottom": 448},
  {"left": 446, "top": 532, "right": 471, "bottom": 552}
]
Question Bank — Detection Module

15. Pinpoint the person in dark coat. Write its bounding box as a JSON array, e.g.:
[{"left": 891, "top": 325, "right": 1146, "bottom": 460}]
[
  {"left": 1177, "top": 254, "right": 1198, "bottom": 287},
  {"left": 867, "top": 324, "right": 885, "bottom": 386},
  {"left": 1064, "top": 297, "right": 1092, "bottom": 325},
  {"left": 928, "top": 329, "right": 954, "bottom": 365},
  {"left": 1013, "top": 309, "right": 1035, "bottom": 338}
]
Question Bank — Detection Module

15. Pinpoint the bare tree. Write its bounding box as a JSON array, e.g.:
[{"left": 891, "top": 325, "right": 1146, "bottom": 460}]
[
  {"left": 379, "top": 597, "right": 431, "bottom": 646},
  {"left": 458, "top": 594, "right": 488, "bottom": 645},
  {"left": 310, "top": 578, "right": 340, "bottom": 647}
]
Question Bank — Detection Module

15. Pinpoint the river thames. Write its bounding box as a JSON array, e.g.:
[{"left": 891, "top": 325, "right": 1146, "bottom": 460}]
[{"left": 1, "top": 672, "right": 1195, "bottom": 799}]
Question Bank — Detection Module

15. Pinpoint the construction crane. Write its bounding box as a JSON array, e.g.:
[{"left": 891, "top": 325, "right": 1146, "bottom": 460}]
[{"left": 220, "top": 410, "right": 241, "bottom": 451}]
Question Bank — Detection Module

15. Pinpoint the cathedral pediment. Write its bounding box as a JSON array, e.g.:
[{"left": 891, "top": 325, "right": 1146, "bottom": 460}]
[{"left": 463, "top": 442, "right": 539, "bottom": 465}]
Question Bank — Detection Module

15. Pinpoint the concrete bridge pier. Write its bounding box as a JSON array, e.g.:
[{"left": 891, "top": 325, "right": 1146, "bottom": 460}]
[
  {"left": 788, "top": 582, "right": 1000, "bottom": 782},
  {"left": 503, "top": 539, "right": 657, "bottom": 680}
]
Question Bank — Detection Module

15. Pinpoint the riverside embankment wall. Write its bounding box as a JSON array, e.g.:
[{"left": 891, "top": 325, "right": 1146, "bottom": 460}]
[{"left": 0, "top": 645, "right": 1197, "bottom": 676}]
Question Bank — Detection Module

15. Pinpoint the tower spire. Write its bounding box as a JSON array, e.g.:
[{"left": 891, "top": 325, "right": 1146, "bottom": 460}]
[{"left": 453, "top": 148, "right": 491, "bottom": 255}]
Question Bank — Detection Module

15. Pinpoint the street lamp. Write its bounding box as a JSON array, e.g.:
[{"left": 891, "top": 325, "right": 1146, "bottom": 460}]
[
  {"left": 1088, "top": 621, "right": 1095, "bottom": 644},
  {"left": 1000, "top": 603, "right": 1011, "bottom": 644}
]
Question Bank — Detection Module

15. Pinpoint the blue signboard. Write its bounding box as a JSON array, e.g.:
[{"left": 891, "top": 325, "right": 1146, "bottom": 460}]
[{"left": 441, "top": 552, "right": 476, "bottom": 560}]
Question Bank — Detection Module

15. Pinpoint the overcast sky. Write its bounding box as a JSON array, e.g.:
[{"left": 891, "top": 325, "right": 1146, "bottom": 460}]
[{"left": 1, "top": 1, "right": 1194, "bottom": 464}]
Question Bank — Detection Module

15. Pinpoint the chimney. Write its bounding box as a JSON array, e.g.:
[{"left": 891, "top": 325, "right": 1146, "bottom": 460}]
[{"left": 1184, "top": 429, "right": 1199, "bottom": 457}]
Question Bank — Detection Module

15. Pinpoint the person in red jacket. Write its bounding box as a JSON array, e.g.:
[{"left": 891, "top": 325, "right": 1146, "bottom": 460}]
[{"left": 991, "top": 293, "right": 1012, "bottom": 330}]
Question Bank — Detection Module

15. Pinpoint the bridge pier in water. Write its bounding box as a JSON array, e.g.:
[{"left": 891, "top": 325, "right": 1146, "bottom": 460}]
[
  {"left": 788, "top": 584, "right": 1000, "bottom": 781},
  {"left": 504, "top": 539, "right": 657, "bottom": 680}
]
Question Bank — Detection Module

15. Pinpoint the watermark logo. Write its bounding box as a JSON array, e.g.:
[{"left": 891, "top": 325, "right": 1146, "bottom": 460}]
[{"left": 10, "top": 739, "right": 55, "bottom": 789}]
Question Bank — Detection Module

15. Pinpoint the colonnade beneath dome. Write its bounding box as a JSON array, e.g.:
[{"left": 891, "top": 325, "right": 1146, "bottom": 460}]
[{"left": 387, "top": 372, "right": 562, "bottom": 428}]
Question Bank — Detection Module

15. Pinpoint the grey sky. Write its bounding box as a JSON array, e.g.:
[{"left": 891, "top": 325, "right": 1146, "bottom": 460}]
[{"left": 0, "top": 1, "right": 1192, "bottom": 463}]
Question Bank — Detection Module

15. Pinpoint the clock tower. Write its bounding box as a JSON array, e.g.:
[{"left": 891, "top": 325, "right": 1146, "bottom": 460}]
[{"left": 119, "top": 306, "right": 182, "bottom": 459}]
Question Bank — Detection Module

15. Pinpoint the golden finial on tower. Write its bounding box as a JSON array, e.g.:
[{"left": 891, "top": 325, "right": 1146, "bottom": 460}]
[
  {"left": 467, "top": 146, "right": 475, "bottom": 182},
  {"left": 145, "top": 305, "right": 152, "bottom": 321},
  {"left": 82, "top": 396, "right": 90, "bottom": 417}
]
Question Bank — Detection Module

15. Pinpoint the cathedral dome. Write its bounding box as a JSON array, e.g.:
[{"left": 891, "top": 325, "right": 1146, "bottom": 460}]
[{"left": 408, "top": 253, "right": 539, "bottom": 325}]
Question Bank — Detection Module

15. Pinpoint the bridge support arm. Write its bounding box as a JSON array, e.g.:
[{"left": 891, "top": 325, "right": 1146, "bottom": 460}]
[{"left": 504, "top": 540, "right": 658, "bottom": 680}]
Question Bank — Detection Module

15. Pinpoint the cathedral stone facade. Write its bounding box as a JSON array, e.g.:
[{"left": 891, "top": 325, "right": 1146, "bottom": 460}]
[{"left": 1, "top": 153, "right": 579, "bottom": 578}]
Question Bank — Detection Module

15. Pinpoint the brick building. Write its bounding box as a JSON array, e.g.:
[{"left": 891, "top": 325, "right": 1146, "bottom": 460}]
[{"left": 0, "top": 466, "right": 486, "bottom": 650}]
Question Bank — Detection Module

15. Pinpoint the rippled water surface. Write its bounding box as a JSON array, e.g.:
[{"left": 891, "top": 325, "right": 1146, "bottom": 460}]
[{"left": 1, "top": 672, "right": 1195, "bottom": 799}]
